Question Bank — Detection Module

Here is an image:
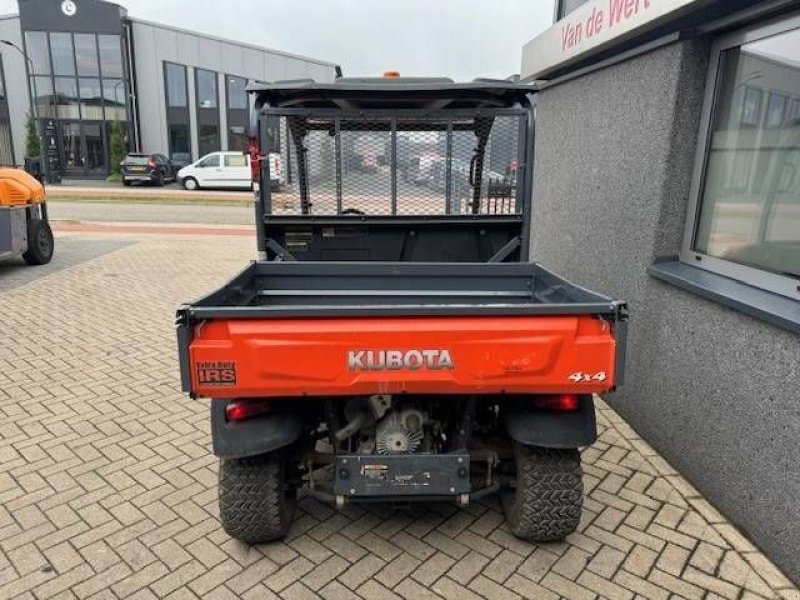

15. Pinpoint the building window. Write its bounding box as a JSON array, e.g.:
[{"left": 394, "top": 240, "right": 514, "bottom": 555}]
[
  {"left": 196, "top": 69, "right": 218, "bottom": 109},
  {"left": 556, "top": 0, "right": 590, "bottom": 20},
  {"left": 98, "top": 34, "right": 123, "bottom": 79},
  {"left": 49, "top": 32, "right": 75, "bottom": 76},
  {"left": 74, "top": 34, "right": 100, "bottom": 77},
  {"left": 683, "top": 16, "right": 800, "bottom": 299},
  {"left": 165, "top": 62, "right": 187, "bottom": 108},
  {"left": 196, "top": 69, "right": 220, "bottom": 156},
  {"left": 169, "top": 124, "right": 191, "bottom": 165},
  {"left": 226, "top": 75, "right": 248, "bottom": 151},
  {"left": 102, "top": 79, "right": 126, "bottom": 120},
  {"left": 164, "top": 62, "right": 191, "bottom": 165},
  {"left": 54, "top": 76, "right": 79, "bottom": 119},
  {"left": 24, "top": 32, "right": 50, "bottom": 74},
  {"left": 226, "top": 76, "right": 247, "bottom": 110},
  {"left": 78, "top": 77, "right": 103, "bottom": 120}
]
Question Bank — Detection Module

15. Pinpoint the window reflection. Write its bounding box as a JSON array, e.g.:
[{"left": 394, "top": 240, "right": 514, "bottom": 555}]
[
  {"left": 196, "top": 69, "right": 217, "bottom": 109},
  {"left": 25, "top": 32, "right": 50, "bottom": 74},
  {"left": 694, "top": 27, "right": 800, "bottom": 278},
  {"left": 74, "top": 34, "right": 99, "bottom": 77},
  {"left": 54, "top": 77, "right": 79, "bottom": 119},
  {"left": 165, "top": 63, "right": 187, "bottom": 107},
  {"left": 50, "top": 32, "right": 75, "bottom": 76},
  {"left": 102, "top": 78, "right": 126, "bottom": 120},
  {"left": 227, "top": 76, "right": 247, "bottom": 110},
  {"left": 98, "top": 35, "right": 122, "bottom": 78},
  {"left": 79, "top": 77, "right": 103, "bottom": 120},
  {"left": 32, "top": 75, "right": 55, "bottom": 118}
]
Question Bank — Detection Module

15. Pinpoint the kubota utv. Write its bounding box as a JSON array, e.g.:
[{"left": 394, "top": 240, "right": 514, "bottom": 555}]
[{"left": 177, "top": 77, "right": 627, "bottom": 543}]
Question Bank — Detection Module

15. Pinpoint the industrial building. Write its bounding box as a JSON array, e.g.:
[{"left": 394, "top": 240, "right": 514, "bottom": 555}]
[
  {"left": 0, "top": 0, "right": 339, "bottom": 179},
  {"left": 524, "top": 0, "right": 800, "bottom": 584}
]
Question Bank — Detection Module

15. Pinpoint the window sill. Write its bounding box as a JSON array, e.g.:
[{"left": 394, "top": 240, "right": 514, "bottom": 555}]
[{"left": 647, "top": 257, "right": 800, "bottom": 334}]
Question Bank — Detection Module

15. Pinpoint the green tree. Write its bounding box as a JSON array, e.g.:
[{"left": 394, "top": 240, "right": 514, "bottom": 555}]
[
  {"left": 24, "top": 111, "right": 40, "bottom": 159},
  {"left": 107, "top": 120, "right": 127, "bottom": 181}
]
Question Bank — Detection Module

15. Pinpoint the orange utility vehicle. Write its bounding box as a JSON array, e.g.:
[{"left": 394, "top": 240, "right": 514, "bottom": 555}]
[
  {"left": 177, "top": 78, "right": 628, "bottom": 544},
  {"left": 0, "top": 167, "right": 53, "bottom": 265}
]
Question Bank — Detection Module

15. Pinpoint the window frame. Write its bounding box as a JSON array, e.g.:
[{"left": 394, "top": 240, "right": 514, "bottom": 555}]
[{"left": 681, "top": 11, "right": 800, "bottom": 300}]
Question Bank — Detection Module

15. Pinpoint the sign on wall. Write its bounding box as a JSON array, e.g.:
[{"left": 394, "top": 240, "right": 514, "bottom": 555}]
[{"left": 521, "top": 0, "right": 704, "bottom": 80}]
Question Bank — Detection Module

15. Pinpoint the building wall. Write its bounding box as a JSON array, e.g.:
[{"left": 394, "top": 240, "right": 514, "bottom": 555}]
[
  {"left": 130, "top": 20, "right": 338, "bottom": 160},
  {"left": 0, "top": 15, "right": 30, "bottom": 165},
  {"left": 531, "top": 39, "right": 800, "bottom": 582}
]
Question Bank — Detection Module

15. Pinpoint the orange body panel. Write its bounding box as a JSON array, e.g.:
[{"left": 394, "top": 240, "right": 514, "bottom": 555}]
[
  {"left": 188, "top": 315, "right": 618, "bottom": 398},
  {"left": 0, "top": 168, "right": 46, "bottom": 206}
]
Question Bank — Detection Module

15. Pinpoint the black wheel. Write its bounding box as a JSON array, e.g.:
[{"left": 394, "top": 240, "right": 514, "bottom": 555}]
[
  {"left": 218, "top": 452, "right": 295, "bottom": 543},
  {"left": 22, "top": 217, "right": 54, "bottom": 266},
  {"left": 154, "top": 173, "right": 164, "bottom": 187},
  {"left": 122, "top": 179, "right": 131, "bottom": 187},
  {"left": 504, "top": 444, "right": 583, "bottom": 542}
]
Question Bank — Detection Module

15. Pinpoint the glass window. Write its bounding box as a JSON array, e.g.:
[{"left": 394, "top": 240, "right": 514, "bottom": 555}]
[
  {"left": 165, "top": 62, "right": 187, "bottom": 108},
  {"left": 196, "top": 69, "right": 217, "bottom": 109},
  {"left": 740, "top": 86, "right": 763, "bottom": 126},
  {"left": 224, "top": 154, "right": 247, "bottom": 167},
  {"left": 198, "top": 154, "right": 220, "bottom": 167},
  {"left": 98, "top": 34, "right": 123, "bottom": 78},
  {"left": 168, "top": 123, "right": 191, "bottom": 165},
  {"left": 227, "top": 76, "right": 247, "bottom": 110},
  {"left": 102, "top": 78, "right": 126, "bottom": 120},
  {"left": 49, "top": 32, "right": 75, "bottom": 76},
  {"left": 690, "top": 24, "right": 800, "bottom": 293},
  {"left": 79, "top": 77, "right": 103, "bottom": 120},
  {"left": 54, "top": 77, "right": 79, "bottom": 119},
  {"left": 557, "top": 0, "right": 590, "bottom": 19},
  {"left": 25, "top": 32, "right": 50, "bottom": 74},
  {"left": 228, "top": 125, "right": 247, "bottom": 152},
  {"left": 198, "top": 124, "right": 220, "bottom": 156},
  {"left": 766, "top": 93, "right": 788, "bottom": 128},
  {"left": 32, "top": 76, "right": 55, "bottom": 118},
  {"left": 74, "top": 34, "right": 99, "bottom": 77}
]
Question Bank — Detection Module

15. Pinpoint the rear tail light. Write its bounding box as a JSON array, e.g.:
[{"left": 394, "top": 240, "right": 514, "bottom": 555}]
[
  {"left": 148, "top": 157, "right": 157, "bottom": 169},
  {"left": 531, "top": 394, "right": 580, "bottom": 412},
  {"left": 225, "top": 400, "right": 271, "bottom": 422}
]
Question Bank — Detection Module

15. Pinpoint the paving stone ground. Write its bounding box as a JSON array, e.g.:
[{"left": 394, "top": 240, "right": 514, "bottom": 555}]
[{"left": 1, "top": 231, "right": 798, "bottom": 600}]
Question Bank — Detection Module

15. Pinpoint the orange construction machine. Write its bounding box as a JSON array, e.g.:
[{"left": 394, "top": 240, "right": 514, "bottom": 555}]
[{"left": 0, "top": 168, "right": 53, "bottom": 265}]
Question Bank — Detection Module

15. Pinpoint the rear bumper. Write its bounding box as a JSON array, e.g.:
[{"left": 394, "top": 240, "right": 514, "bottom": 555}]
[
  {"left": 123, "top": 174, "right": 156, "bottom": 182},
  {"left": 180, "top": 314, "right": 620, "bottom": 398}
]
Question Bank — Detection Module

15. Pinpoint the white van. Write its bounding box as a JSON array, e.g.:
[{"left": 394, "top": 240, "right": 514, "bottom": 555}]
[{"left": 177, "top": 151, "right": 281, "bottom": 191}]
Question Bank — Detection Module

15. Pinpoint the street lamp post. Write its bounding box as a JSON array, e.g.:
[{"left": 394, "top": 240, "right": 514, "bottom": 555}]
[{"left": 0, "top": 39, "right": 42, "bottom": 175}]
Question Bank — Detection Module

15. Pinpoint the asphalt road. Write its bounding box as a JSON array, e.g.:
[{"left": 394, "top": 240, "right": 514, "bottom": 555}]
[{"left": 49, "top": 200, "right": 256, "bottom": 226}]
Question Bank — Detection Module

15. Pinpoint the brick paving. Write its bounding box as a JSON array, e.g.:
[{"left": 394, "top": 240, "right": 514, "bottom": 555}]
[{"left": 1, "top": 231, "right": 798, "bottom": 600}]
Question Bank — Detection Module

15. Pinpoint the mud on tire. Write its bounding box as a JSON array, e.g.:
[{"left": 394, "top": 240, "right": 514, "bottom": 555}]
[
  {"left": 504, "top": 443, "right": 583, "bottom": 542},
  {"left": 218, "top": 452, "right": 295, "bottom": 544}
]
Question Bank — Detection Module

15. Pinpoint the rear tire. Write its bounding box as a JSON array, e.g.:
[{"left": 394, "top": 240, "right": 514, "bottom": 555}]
[
  {"left": 504, "top": 444, "right": 583, "bottom": 542},
  {"left": 154, "top": 174, "right": 164, "bottom": 186},
  {"left": 218, "top": 452, "right": 295, "bottom": 544},
  {"left": 183, "top": 177, "right": 198, "bottom": 191},
  {"left": 122, "top": 179, "right": 131, "bottom": 187},
  {"left": 22, "top": 218, "right": 54, "bottom": 266}
]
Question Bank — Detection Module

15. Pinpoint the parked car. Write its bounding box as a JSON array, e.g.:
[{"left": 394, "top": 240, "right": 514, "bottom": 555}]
[
  {"left": 121, "top": 153, "right": 176, "bottom": 186},
  {"left": 177, "top": 151, "right": 281, "bottom": 191}
]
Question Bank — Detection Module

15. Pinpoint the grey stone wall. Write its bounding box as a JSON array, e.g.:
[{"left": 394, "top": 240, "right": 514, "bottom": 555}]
[{"left": 532, "top": 39, "right": 800, "bottom": 582}]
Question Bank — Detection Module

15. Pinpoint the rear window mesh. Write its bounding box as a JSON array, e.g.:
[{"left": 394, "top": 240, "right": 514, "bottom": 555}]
[{"left": 266, "top": 111, "right": 525, "bottom": 216}]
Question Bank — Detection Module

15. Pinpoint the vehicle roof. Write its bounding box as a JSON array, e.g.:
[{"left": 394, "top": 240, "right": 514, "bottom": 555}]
[{"left": 247, "top": 77, "right": 537, "bottom": 110}]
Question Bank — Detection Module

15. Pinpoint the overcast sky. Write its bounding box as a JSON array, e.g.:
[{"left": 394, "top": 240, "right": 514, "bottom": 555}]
[{"left": 0, "top": 0, "right": 555, "bottom": 80}]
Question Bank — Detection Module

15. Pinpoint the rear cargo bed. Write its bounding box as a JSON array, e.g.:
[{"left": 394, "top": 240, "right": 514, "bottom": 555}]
[{"left": 181, "top": 261, "right": 626, "bottom": 319}]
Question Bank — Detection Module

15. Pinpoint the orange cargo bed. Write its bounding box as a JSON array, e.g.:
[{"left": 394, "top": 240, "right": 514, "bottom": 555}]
[{"left": 187, "top": 314, "right": 619, "bottom": 398}]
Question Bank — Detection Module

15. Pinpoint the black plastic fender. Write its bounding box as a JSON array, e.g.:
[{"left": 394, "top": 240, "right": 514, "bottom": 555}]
[
  {"left": 211, "top": 400, "right": 303, "bottom": 459},
  {"left": 504, "top": 395, "right": 597, "bottom": 449}
]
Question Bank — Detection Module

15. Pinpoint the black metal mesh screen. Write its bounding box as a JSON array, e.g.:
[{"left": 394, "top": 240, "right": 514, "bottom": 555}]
[{"left": 268, "top": 112, "right": 524, "bottom": 216}]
